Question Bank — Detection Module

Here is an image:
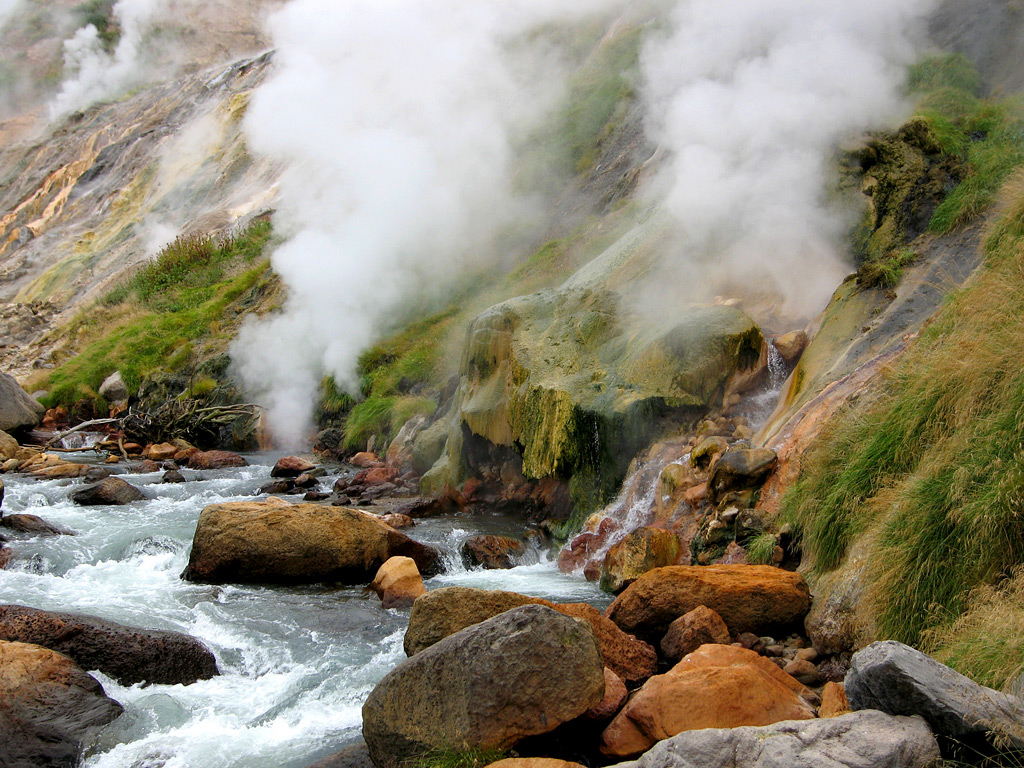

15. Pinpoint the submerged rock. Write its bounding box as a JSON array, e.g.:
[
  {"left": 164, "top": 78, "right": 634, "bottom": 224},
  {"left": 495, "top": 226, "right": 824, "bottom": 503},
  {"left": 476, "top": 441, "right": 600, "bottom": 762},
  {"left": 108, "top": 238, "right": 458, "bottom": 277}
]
[
  {"left": 70, "top": 476, "right": 145, "bottom": 506},
  {"left": 604, "top": 710, "right": 939, "bottom": 768},
  {"left": 845, "top": 640, "right": 1024, "bottom": 749},
  {"left": 186, "top": 450, "right": 248, "bottom": 469},
  {"left": 271, "top": 456, "right": 316, "bottom": 477},
  {"left": 181, "top": 500, "right": 442, "bottom": 585},
  {"left": 0, "top": 605, "right": 218, "bottom": 686},
  {"left": 0, "top": 513, "right": 68, "bottom": 536},
  {"left": 461, "top": 534, "right": 526, "bottom": 570},
  {"left": 362, "top": 605, "right": 604, "bottom": 768},
  {"left": 605, "top": 565, "right": 810, "bottom": 643},
  {"left": 0, "top": 640, "right": 123, "bottom": 768}
]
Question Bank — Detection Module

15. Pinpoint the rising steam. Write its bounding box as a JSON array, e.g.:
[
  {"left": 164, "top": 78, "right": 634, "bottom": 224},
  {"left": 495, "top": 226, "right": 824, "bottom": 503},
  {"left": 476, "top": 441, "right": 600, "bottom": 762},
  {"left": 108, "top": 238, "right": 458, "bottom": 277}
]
[
  {"left": 640, "top": 0, "right": 936, "bottom": 321},
  {"left": 231, "top": 0, "right": 624, "bottom": 448},
  {"left": 234, "top": 0, "right": 937, "bottom": 447}
]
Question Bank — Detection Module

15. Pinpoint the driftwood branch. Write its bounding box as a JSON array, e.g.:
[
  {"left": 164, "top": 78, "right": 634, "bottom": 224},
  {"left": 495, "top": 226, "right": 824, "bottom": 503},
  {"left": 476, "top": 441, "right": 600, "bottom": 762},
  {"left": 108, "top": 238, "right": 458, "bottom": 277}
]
[{"left": 44, "top": 418, "right": 121, "bottom": 448}]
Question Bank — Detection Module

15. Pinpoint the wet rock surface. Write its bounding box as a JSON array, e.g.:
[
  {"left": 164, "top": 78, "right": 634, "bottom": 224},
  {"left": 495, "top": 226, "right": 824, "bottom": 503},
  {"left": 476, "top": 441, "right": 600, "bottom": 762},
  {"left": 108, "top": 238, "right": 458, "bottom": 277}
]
[
  {"left": 0, "top": 605, "right": 219, "bottom": 686},
  {"left": 362, "top": 605, "right": 604, "bottom": 768}
]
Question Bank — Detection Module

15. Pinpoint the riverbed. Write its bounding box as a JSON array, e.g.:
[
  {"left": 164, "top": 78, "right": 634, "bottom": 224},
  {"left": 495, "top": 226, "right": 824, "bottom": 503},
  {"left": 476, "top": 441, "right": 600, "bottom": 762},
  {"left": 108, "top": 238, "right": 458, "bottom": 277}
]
[{"left": 0, "top": 454, "right": 606, "bottom": 767}]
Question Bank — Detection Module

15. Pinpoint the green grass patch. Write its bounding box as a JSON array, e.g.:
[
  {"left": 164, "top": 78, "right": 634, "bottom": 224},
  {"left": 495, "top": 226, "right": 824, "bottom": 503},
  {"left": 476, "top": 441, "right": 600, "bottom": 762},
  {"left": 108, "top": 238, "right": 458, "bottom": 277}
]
[
  {"left": 41, "top": 219, "right": 274, "bottom": 407},
  {"left": 411, "top": 747, "right": 509, "bottom": 768},
  {"left": 744, "top": 532, "right": 779, "bottom": 566},
  {"left": 858, "top": 247, "right": 917, "bottom": 288},
  {"left": 904, "top": 55, "right": 1024, "bottom": 235},
  {"left": 780, "top": 171, "right": 1024, "bottom": 658}
]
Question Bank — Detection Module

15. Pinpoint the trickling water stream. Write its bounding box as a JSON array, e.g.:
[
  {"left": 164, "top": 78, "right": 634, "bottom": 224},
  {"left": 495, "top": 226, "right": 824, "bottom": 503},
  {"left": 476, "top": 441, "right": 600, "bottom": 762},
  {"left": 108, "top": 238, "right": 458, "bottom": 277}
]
[{"left": 0, "top": 455, "right": 606, "bottom": 768}]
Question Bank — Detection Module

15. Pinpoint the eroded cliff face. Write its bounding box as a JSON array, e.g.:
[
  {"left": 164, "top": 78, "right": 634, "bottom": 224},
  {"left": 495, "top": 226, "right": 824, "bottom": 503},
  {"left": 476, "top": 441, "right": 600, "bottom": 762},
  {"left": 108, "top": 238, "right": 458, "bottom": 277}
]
[{"left": 0, "top": 52, "right": 281, "bottom": 377}]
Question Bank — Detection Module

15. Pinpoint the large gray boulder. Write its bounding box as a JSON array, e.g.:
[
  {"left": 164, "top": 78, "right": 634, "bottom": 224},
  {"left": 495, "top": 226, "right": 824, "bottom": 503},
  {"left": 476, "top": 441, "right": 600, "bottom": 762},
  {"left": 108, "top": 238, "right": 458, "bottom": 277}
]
[
  {"left": 845, "top": 640, "right": 1024, "bottom": 748},
  {"left": 362, "top": 605, "right": 605, "bottom": 768},
  {"left": 0, "top": 640, "right": 123, "bottom": 768},
  {"left": 0, "top": 605, "right": 218, "bottom": 686},
  {"left": 0, "top": 372, "right": 44, "bottom": 433},
  {"left": 605, "top": 710, "right": 939, "bottom": 768},
  {"left": 70, "top": 476, "right": 145, "bottom": 506}
]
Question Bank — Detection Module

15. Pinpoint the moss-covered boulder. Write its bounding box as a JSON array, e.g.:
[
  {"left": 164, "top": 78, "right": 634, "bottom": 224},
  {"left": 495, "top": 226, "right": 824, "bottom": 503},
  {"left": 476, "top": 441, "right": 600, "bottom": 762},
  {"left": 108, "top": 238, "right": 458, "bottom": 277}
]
[{"left": 427, "top": 285, "right": 764, "bottom": 529}]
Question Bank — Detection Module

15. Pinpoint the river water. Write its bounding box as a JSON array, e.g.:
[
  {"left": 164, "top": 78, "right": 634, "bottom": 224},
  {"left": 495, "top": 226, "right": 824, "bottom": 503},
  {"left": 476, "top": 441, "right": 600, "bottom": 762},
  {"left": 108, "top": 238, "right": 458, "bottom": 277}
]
[{"left": 0, "top": 454, "right": 606, "bottom": 768}]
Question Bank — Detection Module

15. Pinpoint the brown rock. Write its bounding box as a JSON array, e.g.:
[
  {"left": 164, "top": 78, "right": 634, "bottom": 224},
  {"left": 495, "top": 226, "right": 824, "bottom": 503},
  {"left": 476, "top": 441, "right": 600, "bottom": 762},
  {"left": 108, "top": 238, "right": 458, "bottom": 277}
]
[
  {"left": 0, "top": 429, "right": 18, "bottom": 461},
  {"left": 174, "top": 447, "right": 199, "bottom": 462},
  {"left": 773, "top": 330, "right": 809, "bottom": 363},
  {"left": 584, "top": 667, "right": 628, "bottom": 721},
  {"left": 362, "top": 605, "right": 604, "bottom": 768},
  {"left": 0, "top": 605, "right": 218, "bottom": 686},
  {"left": 181, "top": 500, "right": 442, "bottom": 584},
  {"left": 1, "top": 514, "right": 68, "bottom": 536},
  {"left": 294, "top": 473, "right": 319, "bottom": 488},
  {"left": 605, "top": 565, "right": 811, "bottom": 643},
  {"left": 30, "top": 462, "right": 88, "bottom": 479},
  {"left": 461, "top": 535, "right": 526, "bottom": 570},
  {"left": 363, "top": 466, "right": 399, "bottom": 486},
  {"left": 135, "top": 459, "right": 162, "bottom": 473},
  {"left": 379, "top": 513, "right": 415, "bottom": 529},
  {"left": 818, "top": 681, "right": 851, "bottom": 718},
  {"left": 351, "top": 451, "right": 379, "bottom": 468},
  {"left": 708, "top": 449, "right": 778, "bottom": 502},
  {"left": 70, "top": 476, "right": 145, "bottom": 506},
  {"left": 405, "top": 586, "right": 657, "bottom": 685},
  {"left": 784, "top": 658, "right": 823, "bottom": 687},
  {"left": 271, "top": 456, "right": 316, "bottom": 478},
  {"left": 683, "top": 482, "right": 707, "bottom": 507},
  {"left": 0, "top": 545, "right": 11, "bottom": 569},
  {"left": 122, "top": 442, "right": 143, "bottom": 454},
  {"left": 599, "top": 644, "right": 815, "bottom": 759},
  {"left": 369, "top": 557, "right": 426, "bottom": 609},
  {"left": 186, "top": 450, "right": 248, "bottom": 469},
  {"left": 143, "top": 442, "right": 178, "bottom": 461},
  {"left": 660, "top": 605, "right": 732, "bottom": 662},
  {"left": 0, "top": 640, "right": 123, "bottom": 767},
  {"left": 601, "top": 527, "right": 682, "bottom": 593}
]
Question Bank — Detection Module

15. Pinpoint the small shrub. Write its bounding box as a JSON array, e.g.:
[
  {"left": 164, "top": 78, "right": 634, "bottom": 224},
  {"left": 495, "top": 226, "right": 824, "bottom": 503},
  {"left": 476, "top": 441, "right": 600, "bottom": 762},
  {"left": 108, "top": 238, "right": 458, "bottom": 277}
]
[{"left": 743, "top": 532, "right": 778, "bottom": 565}]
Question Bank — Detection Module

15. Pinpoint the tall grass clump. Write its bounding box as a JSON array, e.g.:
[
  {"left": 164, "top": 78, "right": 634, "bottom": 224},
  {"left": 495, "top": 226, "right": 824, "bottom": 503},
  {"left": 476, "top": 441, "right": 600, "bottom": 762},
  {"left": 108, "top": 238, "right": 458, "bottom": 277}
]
[
  {"left": 781, "top": 169, "right": 1024, "bottom": 658},
  {"left": 907, "top": 54, "right": 1024, "bottom": 234},
  {"left": 43, "top": 219, "right": 274, "bottom": 406}
]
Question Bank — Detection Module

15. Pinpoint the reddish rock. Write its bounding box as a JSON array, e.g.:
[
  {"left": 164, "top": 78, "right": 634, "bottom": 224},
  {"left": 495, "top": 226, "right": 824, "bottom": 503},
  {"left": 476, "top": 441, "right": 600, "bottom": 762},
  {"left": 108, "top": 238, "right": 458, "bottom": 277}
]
[
  {"left": 135, "top": 460, "right": 162, "bottom": 473},
  {"left": 370, "top": 557, "right": 426, "bottom": 609},
  {"left": 294, "top": 473, "right": 319, "bottom": 488},
  {"left": 683, "top": 482, "right": 707, "bottom": 507},
  {"left": 174, "top": 447, "right": 199, "bottom": 462},
  {"left": 784, "top": 658, "right": 823, "bottom": 687},
  {"left": 819, "top": 681, "right": 851, "bottom": 718},
  {"left": 599, "top": 644, "right": 815, "bottom": 759},
  {"left": 557, "top": 531, "right": 600, "bottom": 573},
  {"left": 584, "top": 667, "right": 628, "bottom": 722},
  {"left": 605, "top": 565, "right": 811, "bottom": 643},
  {"left": 660, "top": 605, "right": 732, "bottom": 662},
  {"left": 461, "top": 535, "right": 526, "bottom": 570},
  {"left": 122, "top": 442, "right": 143, "bottom": 454},
  {"left": 187, "top": 450, "right": 248, "bottom": 469},
  {"left": 487, "top": 761, "right": 586, "bottom": 768},
  {"left": 363, "top": 466, "right": 399, "bottom": 486},
  {"left": 271, "top": 456, "right": 316, "bottom": 478},
  {"left": 351, "top": 451, "right": 379, "bottom": 468},
  {"left": 143, "top": 442, "right": 178, "bottom": 461},
  {"left": 0, "top": 545, "right": 11, "bottom": 569},
  {"left": 29, "top": 462, "right": 88, "bottom": 479},
  {"left": 379, "top": 513, "right": 415, "bottom": 529}
]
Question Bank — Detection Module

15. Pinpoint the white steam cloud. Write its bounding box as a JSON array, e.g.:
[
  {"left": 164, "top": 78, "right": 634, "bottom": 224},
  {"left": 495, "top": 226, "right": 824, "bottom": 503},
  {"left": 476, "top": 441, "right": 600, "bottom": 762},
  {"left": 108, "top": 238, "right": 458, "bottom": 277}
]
[
  {"left": 232, "top": 0, "right": 625, "bottom": 448},
  {"left": 641, "top": 0, "right": 935, "bottom": 321},
  {"left": 50, "top": 0, "right": 194, "bottom": 119},
  {"left": 234, "top": 0, "right": 937, "bottom": 447}
]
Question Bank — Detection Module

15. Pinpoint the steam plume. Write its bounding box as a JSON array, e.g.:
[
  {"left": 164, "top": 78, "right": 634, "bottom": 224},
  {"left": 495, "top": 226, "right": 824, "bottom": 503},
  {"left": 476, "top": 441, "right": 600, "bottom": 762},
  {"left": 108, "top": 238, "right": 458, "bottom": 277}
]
[
  {"left": 640, "top": 0, "right": 936, "bottom": 321},
  {"left": 232, "top": 0, "right": 625, "bottom": 448}
]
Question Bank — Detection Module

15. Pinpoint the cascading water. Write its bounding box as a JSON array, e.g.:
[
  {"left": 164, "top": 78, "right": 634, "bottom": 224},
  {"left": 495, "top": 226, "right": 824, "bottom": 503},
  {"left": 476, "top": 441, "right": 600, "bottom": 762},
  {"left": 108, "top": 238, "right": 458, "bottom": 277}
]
[{"left": 0, "top": 456, "right": 604, "bottom": 767}]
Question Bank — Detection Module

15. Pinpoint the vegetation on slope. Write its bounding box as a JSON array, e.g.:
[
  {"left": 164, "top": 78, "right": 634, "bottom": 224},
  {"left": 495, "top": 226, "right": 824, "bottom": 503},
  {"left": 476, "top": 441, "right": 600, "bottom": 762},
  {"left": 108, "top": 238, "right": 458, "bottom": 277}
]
[
  {"left": 855, "top": 54, "right": 1024, "bottom": 289},
  {"left": 36, "top": 218, "right": 276, "bottom": 409},
  {"left": 781, "top": 168, "right": 1024, "bottom": 686}
]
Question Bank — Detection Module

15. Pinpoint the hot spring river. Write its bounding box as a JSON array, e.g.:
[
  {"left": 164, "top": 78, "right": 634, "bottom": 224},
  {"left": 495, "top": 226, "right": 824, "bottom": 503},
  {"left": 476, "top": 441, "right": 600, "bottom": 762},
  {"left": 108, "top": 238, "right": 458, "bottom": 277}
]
[{"left": 0, "top": 454, "right": 607, "bottom": 767}]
